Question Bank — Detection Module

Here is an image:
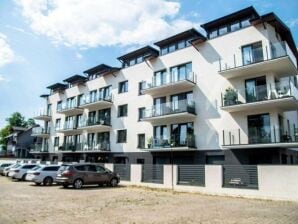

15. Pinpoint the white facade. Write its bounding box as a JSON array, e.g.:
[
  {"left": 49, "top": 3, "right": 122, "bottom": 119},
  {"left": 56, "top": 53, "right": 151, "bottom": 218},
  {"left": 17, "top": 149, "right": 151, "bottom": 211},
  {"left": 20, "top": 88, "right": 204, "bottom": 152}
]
[{"left": 32, "top": 7, "right": 298, "bottom": 164}]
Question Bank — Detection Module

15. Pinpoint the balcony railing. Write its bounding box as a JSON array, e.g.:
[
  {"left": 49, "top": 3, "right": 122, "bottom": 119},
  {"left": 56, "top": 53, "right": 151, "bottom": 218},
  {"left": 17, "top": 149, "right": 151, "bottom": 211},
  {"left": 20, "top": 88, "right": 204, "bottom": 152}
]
[
  {"left": 79, "top": 94, "right": 113, "bottom": 106},
  {"left": 59, "top": 142, "right": 110, "bottom": 152},
  {"left": 32, "top": 127, "right": 50, "bottom": 135},
  {"left": 57, "top": 99, "right": 80, "bottom": 112},
  {"left": 147, "top": 134, "right": 196, "bottom": 149},
  {"left": 31, "top": 144, "right": 49, "bottom": 152},
  {"left": 34, "top": 109, "right": 51, "bottom": 118},
  {"left": 142, "top": 100, "right": 196, "bottom": 119},
  {"left": 219, "top": 41, "right": 297, "bottom": 72},
  {"left": 222, "top": 125, "right": 298, "bottom": 146},
  {"left": 79, "top": 116, "right": 111, "bottom": 127},
  {"left": 143, "top": 72, "right": 197, "bottom": 90},
  {"left": 221, "top": 81, "right": 298, "bottom": 107}
]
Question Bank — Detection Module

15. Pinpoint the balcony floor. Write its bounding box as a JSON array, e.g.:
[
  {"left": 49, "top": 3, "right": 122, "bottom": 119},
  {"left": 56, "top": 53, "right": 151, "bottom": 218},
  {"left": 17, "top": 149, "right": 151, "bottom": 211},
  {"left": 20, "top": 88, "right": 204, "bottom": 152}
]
[
  {"left": 140, "top": 146, "right": 197, "bottom": 152},
  {"left": 221, "top": 97, "right": 298, "bottom": 113},
  {"left": 142, "top": 80, "right": 196, "bottom": 96},
  {"left": 33, "top": 115, "right": 51, "bottom": 121},
  {"left": 219, "top": 56, "right": 297, "bottom": 79},
  {"left": 222, "top": 142, "right": 298, "bottom": 149},
  {"left": 31, "top": 133, "right": 50, "bottom": 138},
  {"left": 55, "top": 129, "right": 83, "bottom": 134},
  {"left": 79, "top": 101, "right": 112, "bottom": 110},
  {"left": 58, "top": 150, "right": 110, "bottom": 153},
  {"left": 77, "top": 124, "right": 111, "bottom": 132},
  {"left": 57, "top": 108, "right": 84, "bottom": 116},
  {"left": 141, "top": 112, "right": 196, "bottom": 124}
]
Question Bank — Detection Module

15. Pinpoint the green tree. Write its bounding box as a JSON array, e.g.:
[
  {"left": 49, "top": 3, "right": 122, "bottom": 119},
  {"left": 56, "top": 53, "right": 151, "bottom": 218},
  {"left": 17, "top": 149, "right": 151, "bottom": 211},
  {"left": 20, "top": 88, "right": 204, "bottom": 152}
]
[
  {"left": 0, "top": 125, "right": 11, "bottom": 146},
  {"left": 27, "top": 118, "right": 36, "bottom": 127},
  {"left": 5, "top": 112, "right": 27, "bottom": 127}
]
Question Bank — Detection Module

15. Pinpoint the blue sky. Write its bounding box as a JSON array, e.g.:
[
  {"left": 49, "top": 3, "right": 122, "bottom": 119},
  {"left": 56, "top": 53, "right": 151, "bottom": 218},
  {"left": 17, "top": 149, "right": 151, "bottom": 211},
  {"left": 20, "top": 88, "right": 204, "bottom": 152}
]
[{"left": 0, "top": 0, "right": 298, "bottom": 128}]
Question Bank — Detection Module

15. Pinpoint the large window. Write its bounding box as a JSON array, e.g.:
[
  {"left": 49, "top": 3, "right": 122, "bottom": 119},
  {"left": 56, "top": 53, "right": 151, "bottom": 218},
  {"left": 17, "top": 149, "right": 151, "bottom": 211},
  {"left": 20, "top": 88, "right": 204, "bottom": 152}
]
[
  {"left": 138, "top": 81, "right": 145, "bottom": 95},
  {"left": 245, "top": 76, "right": 267, "bottom": 103},
  {"left": 171, "top": 122, "right": 194, "bottom": 146},
  {"left": 57, "top": 101, "right": 62, "bottom": 111},
  {"left": 138, "top": 107, "right": 145, "bottom": 121},
  {"left": 242, "top": 42, "right": 263, "bottom": 65},
  {"left": 117, "top": 130, "right": 127, "bottom": 143},
  {"left": 55, "top": 119, "right": 61, "bottom": 130},
  {"left": 153, "top": 70, "right": 167, "bottom": 87},
  {"left": 99, "top": 86, "right": 112, "bottom": 100},
  {"left": 170, "top": 62, "right": 192, "bottom": 82},
  {"left": 248, "top": 114, "right": 271, "bottom": 144},
  {"left": 54, "top": 137, "right": 59, "bottom": 147},
  {"left": 118, "top": 104, "right": 128, "bottom": 117},
  {"left": 160, "top": 38, "right": 194, "bottom": 56},
  {"left": 119, "top": 81, "right": 128, "bottom": 93},
  {"left": 137, "top": 134, "right": 145, "bottom": 148}
]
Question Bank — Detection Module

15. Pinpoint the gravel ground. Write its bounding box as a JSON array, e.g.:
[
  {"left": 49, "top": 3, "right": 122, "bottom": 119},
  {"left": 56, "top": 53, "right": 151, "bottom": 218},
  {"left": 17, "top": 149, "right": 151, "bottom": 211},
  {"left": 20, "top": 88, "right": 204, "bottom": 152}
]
[{"left": 0, "top": 176, "right": 297, "bottom": 224}]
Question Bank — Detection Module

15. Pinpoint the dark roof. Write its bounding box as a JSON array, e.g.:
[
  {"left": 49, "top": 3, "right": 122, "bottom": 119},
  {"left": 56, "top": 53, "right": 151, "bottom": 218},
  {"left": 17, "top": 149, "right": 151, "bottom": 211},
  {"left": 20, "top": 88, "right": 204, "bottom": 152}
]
[
  {"left": 201, "top": 6, "right": 259, "bottom": 32},
  {"left": 46, "top": 83, "right": 67, "bottom": 91},
  {"left": 83, "top": 64, "right": 120, "bottom": 76},
  {"left": 117, "top": 46, "right": 159, "bottom": 62},
  {"left": 40, "top": 94, "right": 49, "bottom": 98},
  {"left": 251, "top": 12, "right": 298, "bottom": 63},
  {"left": 154, "top": 28, "right": 205, "bottom": 47},
  {"left": 63, "top": 74, "right": 87, "bottom": 84}
]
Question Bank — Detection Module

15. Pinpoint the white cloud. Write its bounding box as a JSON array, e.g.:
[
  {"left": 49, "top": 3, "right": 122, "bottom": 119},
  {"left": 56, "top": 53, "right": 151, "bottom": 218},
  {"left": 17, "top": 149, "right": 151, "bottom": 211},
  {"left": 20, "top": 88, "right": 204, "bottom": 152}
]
[
  {"left": 0, "top": 74, "right": 9, "bottom": 82},
  {"left": 0, "top": 33, "right": 15, "bottom": 67},
  {"left": 75, "top": 52, "right": 82, "bottom": 59},
  {"left": 287, "top": 18, "right": 298, "bottom": 28},
  {"left": 15, "top": 0, "right": 199, "bottom": 48}
]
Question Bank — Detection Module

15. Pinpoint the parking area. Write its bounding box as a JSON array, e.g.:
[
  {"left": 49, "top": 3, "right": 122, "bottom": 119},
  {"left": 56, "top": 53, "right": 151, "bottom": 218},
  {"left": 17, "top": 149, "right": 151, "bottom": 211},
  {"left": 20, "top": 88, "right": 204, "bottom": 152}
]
[{"left": 0, "top": 177, "right": 298, "bottom": 224}]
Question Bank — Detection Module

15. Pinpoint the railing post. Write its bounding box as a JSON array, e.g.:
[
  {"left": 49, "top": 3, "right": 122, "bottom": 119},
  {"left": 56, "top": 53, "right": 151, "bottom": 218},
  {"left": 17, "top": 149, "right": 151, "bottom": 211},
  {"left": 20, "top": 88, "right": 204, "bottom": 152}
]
[
  {"left": 229, "top": 131, "right": 231, "bottom": 145},
  {"left": 273, "top": 127, "right": 276, "bottom": 143},
  {"left": 222, "top": 130, "right": 225, "bottom": 145},
  {"left": 221, "top": 93, "right": 223, "bottom": 107},
  {"left": 219, "top": 58, "right": 221, "bottom": 71},
  {"left": 233, "top": 54, "right": 236, "bottom": 67},
  {"left": 238, "top": 129, "right": 241, "bottom": 145},
  {"left": 289, "top": 78, "right": 292, "bottom": 96},
  {"left": 265, "top": 45, "right": 268, "bottom": 60}
]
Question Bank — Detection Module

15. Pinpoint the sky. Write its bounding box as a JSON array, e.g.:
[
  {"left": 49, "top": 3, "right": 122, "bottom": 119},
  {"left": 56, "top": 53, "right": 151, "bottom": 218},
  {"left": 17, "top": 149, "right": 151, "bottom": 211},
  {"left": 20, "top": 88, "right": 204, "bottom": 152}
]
[{"left": 0, "top": 0, "right": 298, "bottom": 128}]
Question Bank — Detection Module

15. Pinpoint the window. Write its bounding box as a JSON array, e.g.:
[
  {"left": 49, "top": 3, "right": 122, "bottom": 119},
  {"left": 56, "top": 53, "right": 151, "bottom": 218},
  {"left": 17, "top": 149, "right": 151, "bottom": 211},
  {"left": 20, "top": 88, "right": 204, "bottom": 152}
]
[
  {"left": 241, "top": 18, "right": 250, "bottom": 28},
  {"left": 230, "top": 21, "right": 240, "bottom": 32},
  {"left": 118, "top": 104, "right": 128, "bottom": 117},
  {"left": 138, "top": 81, "right": 145, "bottom": 95},
  {"left": 138, "top": 107, "right": 145, "bottom": 120},
  {"left": 170, "top": 62, "right": 192, "bottom": 82},
  {"left": 99, "top": 86, "right": 112, "bottom": 100},
  {"left": 117, "top": 130, "right": 127, "bottom": 143},
  {"left": 209, "top": 30, "right": 218, "bottom": 39},
  {"left": 86, "top": 165, "right": 96, "bottom": 172},
  {"left": 161, "top": 47, "right": 168, "bottom": 55},
  {"left": 47, "top": 104, "right": 51, "bottom": 116},
  {"left": 57, "top": 101, "right": 62, "bottom": 111},
  {"left": 137, "top": 134, "right": 145, "bottom": 148},
  {"left": 119, "top": 81, "right": 128, "bottom": 93},
  {"left": 96, "top": 165, "right": 106, "bottom": 173},
  {"left": 178, "top": 40, "right": 186, "bottom": 49},
  {"left": 75, "top": 165, "right": 86, "bottom": 171},
  {"left": 43, "top": 166, "right": 60, "bottom": 171},
  {"left": 76, "top": 114, "right": 83, "bottom": 127},
  {"left": 242, "top": 42, "right": 263, "bottom": 65},
  {"left": 78, "top": 94, "right": 84, "bottom": 106},
  {"left": 218, "top": 26, "right": 228, "bottom": 35},
  {"left": 136, "top": 56, "right": 143, "bottom": 64},
  {"left": 168, "top": 44, "right": 176, "bottom": 53},
  {"left": 130, "top": 59, "right": 136, "bottom": 66},
  {"left": 55, "top": 119, "right": 61, "bottom": 130},
  {"left": 54, "top": 137, "right": 59, "bottom": 147}
]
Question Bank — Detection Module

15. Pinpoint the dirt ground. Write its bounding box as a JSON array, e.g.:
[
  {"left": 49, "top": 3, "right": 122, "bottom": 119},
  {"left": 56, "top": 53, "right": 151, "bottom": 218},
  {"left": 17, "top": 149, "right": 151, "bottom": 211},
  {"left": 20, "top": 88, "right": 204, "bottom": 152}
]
[{"left": 0, "top": 177, "right": 297, "bottom": 224}]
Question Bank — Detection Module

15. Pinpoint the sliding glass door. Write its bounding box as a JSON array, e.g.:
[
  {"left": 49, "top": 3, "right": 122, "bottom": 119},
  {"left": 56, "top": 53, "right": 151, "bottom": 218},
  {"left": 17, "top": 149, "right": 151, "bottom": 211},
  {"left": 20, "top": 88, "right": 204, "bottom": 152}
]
[
  {"left": 242, "top": 42, "right": 263, "bottom": 65},
  {"left": 248, "top": 114, "right": 271, "bottom": 144},
  {"left": 245, "top": 76, "right": 267, "bottom": 103}
]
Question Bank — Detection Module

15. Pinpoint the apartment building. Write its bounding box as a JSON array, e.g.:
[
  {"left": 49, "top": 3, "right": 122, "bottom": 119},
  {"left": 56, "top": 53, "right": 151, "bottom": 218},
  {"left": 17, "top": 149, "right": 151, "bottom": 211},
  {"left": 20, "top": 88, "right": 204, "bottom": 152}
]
[{"left": 31, "top": 6, "right": 298, "bottom": 165}]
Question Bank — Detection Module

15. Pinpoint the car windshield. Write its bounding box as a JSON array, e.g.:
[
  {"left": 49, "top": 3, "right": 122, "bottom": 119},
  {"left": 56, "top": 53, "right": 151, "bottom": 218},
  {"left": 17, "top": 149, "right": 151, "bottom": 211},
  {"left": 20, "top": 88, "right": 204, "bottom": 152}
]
[
  {"left": 58, "top": 165, "right": 70, "bottom": 172},
  {"left": 12, "top": 164, "right": 21, "bottom": 168},
  {"left": 31, "top": 165, "right": 42, "bottom": 171}
]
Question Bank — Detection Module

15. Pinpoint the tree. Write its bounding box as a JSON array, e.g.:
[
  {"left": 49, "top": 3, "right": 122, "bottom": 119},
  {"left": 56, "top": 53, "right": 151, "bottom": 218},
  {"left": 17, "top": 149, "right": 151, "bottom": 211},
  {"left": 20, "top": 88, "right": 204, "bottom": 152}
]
[
  {"left": 27, "top": 118, "right": 36, "bottom": 127},
  {"left": 5, "top": 112, "right": 27, "bottom": 128},
  {"left": 0, "top": 125, "right": 11, "bottom": 146}
]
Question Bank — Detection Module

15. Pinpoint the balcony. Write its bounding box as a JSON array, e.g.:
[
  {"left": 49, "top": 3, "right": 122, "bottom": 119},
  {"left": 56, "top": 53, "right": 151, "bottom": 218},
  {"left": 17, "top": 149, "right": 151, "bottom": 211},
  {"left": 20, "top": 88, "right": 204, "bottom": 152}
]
[
  {"left": 221, "top": 81, "right": 298, "bottom": 113},
  {"left": 31, "top": 127, "right": 51, "bottom": 138},
  {"left": 57, "top": 100, "right": 83, "bottom": 116},
  {"left": 33, "top": 109, "right": 51, "bottom": 121},
  {"left": 141, "top": 100, "right": 196, "bottom": 123},
  {"left": 141, "top": 134, "right": 196, "bottom": 152},
  {"left": 79, "top": 95, "right": 113, "bottom": 110},
  {"left": 77, "top": 117, "right": 111, "bottom": 132},
  {"left": 142, "top": 72, "right": 196, "bottom": 96},
  {"left": 55, "top": 123, "right": 83, "bottom": 134},
  {"left": 58, "top": 142, "right": 110, "bottom": 152},
  {"left": 218, "top": 41, "right": 297, "bottom": 79},
  {"left": 222, "top": 126, "right": 298, "bottom": 149},
  {"left": 30, "top": 144, "right": 49, "bottom": 153}
]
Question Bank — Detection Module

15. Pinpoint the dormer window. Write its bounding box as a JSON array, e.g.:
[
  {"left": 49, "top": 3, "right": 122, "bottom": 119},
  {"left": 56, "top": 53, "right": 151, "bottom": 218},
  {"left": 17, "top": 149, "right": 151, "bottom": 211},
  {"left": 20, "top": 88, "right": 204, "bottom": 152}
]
[
  {"left": 231, "top": 21, "right": 240, "bottom": 32},
  {"left": 209, "top": 30, "right": 218, "bottom": 39},
  {"left": 241, "top": 18, "right": 250, "bottom": 28},
  {"left": 219, "top": 26, "right": 228, "bottom": 35}
]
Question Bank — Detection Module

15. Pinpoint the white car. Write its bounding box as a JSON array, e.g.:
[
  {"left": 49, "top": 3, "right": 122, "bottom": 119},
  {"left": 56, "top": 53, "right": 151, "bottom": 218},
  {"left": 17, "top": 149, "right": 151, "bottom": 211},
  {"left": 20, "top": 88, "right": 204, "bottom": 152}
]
[
  {"left": 3, "top": 163, "right": 22, "bottom": 177},
  {"left": 0, "top": 163, "right": 14, "bottom": 175},
  {"left": 26, "top": 165, "right": 61, "bottom": 186},
  {"left": 9, "top": 164, "right": 39, "bottom": 180}
]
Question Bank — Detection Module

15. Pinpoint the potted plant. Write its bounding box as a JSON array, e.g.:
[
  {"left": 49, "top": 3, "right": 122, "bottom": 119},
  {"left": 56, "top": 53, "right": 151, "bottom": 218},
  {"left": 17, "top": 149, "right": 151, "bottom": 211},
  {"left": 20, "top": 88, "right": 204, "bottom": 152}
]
[
  {"left": 223, "top": 88, "right": 238, "bottom": 106},
  {"left": 147, "top": 137, "right": 153, "bottom": 148}
]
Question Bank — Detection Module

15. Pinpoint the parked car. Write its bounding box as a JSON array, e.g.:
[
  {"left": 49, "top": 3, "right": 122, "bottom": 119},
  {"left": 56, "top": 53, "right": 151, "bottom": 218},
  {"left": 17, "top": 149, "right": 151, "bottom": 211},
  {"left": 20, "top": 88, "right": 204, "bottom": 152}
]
[
  {"left": 9, "top": 164, "right": 39, "bottom": 180},
  {"left": 26, "top": 165, "right": 60, "bottom": 186},
  {"left": 3, "top": 163, "right": 22, "bottom": 177},
  {"left": 0, "top": 163, "right": 14, "bottom": 175},
  {"left": 56, "top": 163, "right": 120, "bottom": 189}
]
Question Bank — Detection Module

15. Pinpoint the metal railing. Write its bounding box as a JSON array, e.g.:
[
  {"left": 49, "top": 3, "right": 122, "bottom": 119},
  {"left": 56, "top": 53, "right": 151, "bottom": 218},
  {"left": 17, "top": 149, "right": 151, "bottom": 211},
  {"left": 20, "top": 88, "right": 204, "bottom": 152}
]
[
  {"left": 143, "top": 71, "right": 197, "bottom": 90},
  {"left": 223, "top": 125, "right": 298, "bottom": 146},
  {"left": 177, "top": 165, "right": 205, "bottom": 186},
  {"left": 148, "top": 134, "right": 196, "bottom": 149},
  {"left": 57, "top": 99, "right": 79, "bottom": 112},
  {"left": 221, "top": 80, "right": 298, "bottom": 107},
  {"left": 79, "top": 116, "right": 111, "bottom": 127},
  {"left": 142, "top": 164, "right": 164, "bottom": 184},
  {"left": 79, "top": 94, "right": 113, "bottom": 106},
  {"left": 59, "top": 142, "right": 110, "bottom": 152},
  {"left": 32, "top": 127, "right": 51, "bottom": 135},
  {"left": 219, "top": 41, "right": 297, "bottom": 72},
  {"left": 223, "top": 165, "right": 258, "bottom": 189},
  {"left": 114, "top": 164, "right": 131, "bottom": 181},
  {"left": 30, "top": 144, "right": 49, "bottom": 152},
  {"left": 34, "top": 108, "right": 51, "bottom": 117},
  {"left": 143, "top": 99, "right": 196, "bottom": 119}
]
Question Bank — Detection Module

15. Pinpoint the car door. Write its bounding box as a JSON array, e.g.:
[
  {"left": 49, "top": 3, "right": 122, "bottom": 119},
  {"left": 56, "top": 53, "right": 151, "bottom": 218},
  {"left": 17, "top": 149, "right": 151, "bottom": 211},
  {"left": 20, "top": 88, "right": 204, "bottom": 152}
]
[
  {"left": 85, "top": 165, "right": 98, "bottom": 184},
  {"left": 95, "top": 165, "right": 110, "bottom": 184}
]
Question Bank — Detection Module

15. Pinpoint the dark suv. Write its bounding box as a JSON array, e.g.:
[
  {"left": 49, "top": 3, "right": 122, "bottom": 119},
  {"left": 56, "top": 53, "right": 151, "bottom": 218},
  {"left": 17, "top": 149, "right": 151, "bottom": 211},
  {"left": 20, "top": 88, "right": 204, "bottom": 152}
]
[{"left": 56, "top": 164, "right": 120, "bottom": 189}]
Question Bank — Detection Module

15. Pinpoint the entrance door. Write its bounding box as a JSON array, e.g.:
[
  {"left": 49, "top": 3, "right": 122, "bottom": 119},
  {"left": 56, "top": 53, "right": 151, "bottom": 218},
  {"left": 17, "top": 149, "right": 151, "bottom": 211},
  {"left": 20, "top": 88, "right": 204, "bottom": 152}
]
[
  {"left": 248, "top": 114, "right": 271, "bottom": 144},
  {"left": 245, "top": 76, "right": 267, "bottom": 103}
]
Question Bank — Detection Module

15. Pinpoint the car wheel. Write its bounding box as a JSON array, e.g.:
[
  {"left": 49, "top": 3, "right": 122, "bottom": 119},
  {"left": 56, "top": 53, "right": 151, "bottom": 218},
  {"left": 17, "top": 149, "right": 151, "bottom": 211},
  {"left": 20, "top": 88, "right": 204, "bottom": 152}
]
[
  {"left": 62, "top": 184, "right": 69, "bottom": 188},
  {"left": 21, "top": 174, "right": 27, "bottom": 181},
  {"left": 73, "top": 179, "right": 83, "bottom": 189},
  {"left": 110, "top": 178, "right": 118, "bottom": 187},
  {"left": 43, "top": 177, "right": 53, "bottom": 186},
  {"left": 35, "top": 182, "right": 41, "bottom": 186}
]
